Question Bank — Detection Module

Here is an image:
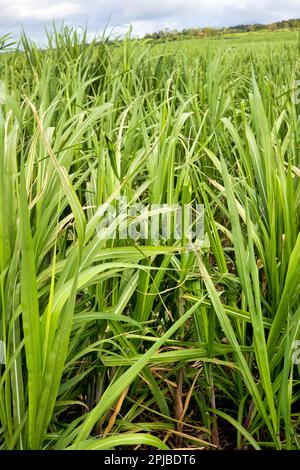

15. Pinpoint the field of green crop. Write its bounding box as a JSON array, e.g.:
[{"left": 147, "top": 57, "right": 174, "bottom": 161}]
[{"left": 0, "top": 28, "right": 300, "bottom": 450}]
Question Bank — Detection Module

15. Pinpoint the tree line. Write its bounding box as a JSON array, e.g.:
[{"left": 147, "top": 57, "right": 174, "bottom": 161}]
[{"left": 144, "top": 18, "right": 300, "bottom": 41}]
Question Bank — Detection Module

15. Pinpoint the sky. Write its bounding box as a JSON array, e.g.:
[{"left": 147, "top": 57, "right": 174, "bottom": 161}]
[{"left": 0, "top": 0, "right": 299, "bottom": 43}]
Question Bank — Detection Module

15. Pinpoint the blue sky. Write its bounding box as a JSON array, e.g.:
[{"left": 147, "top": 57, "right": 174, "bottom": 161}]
[{"left": 0, "top": 0, "right": 299, "bottom": 42}]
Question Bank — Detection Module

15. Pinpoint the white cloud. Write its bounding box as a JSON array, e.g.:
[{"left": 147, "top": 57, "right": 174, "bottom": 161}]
[
  {"left": 0, "top": 0, "right": 82, "bottom": 21},
  {"left": 0, "top": 0, "right": 299, "bottom": 40}
]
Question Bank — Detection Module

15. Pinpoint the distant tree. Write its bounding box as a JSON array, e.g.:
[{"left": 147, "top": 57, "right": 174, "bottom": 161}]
[{"left": 202, "top": 27, "right": 216, "bottom": 37}]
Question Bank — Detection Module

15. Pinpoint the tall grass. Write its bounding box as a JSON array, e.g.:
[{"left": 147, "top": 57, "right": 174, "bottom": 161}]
[{"left": 0, "top": 27, "right": 299, "bottom": 450}]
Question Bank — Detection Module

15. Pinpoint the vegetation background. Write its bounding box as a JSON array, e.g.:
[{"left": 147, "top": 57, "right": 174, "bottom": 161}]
[{"left": 0, "top": 25, "right": 300, "bottom": 450}]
